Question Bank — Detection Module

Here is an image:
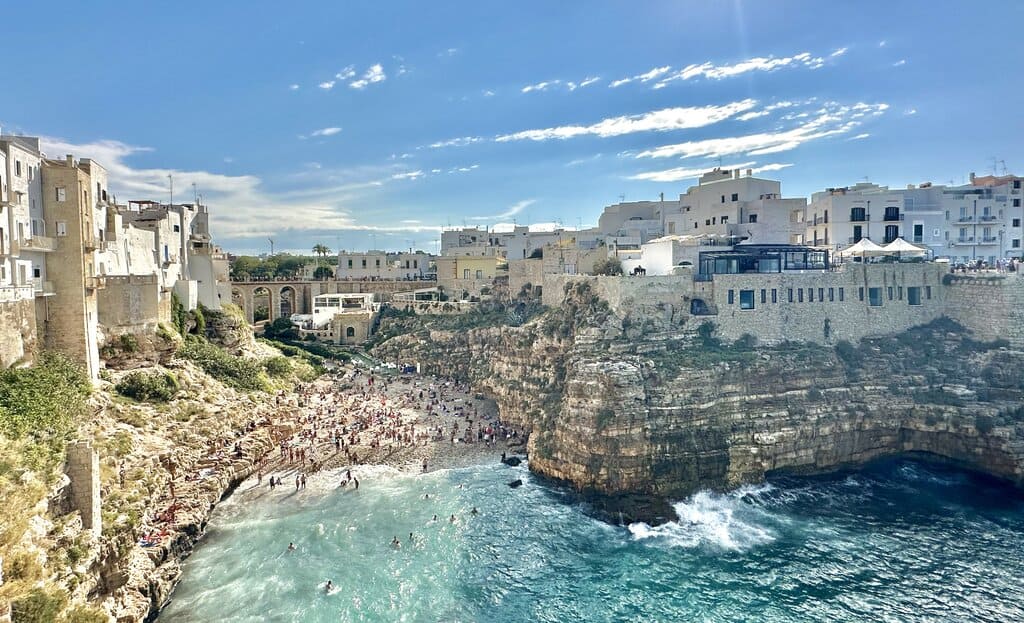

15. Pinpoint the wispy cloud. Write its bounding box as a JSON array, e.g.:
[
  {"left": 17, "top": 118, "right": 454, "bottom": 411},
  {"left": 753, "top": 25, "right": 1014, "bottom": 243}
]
[
  {"left": 522, "top": 76, "right": 602, "bottom": 93},
  {"left": 428, "top": 136, "right": 484, "bottom": 149},
  {"left": 470, "top": 199, "right": 536, "bottom": 221},
  {"left": 566, "top": 153, "right": 603, "bottom": 167},
  {"left": 311, "top": 127, "right": 342, "bottom": 137},
  {"left": 440, "top": 47, "right": 460, "bottom": 57},
  {"left": 634, "top": 102, "right": 888, "bottom": 159},
  {"left": 610, "top": 49, "right": 844, "bottom": 91},
  {"left": 893, "top": 59, "right": 906, "bottom": 67},
  {"left": 391, "top": 170, "right": 424, "bottom": 181},
  {"left": 450, "top": 164, "right": 480, "bottom": 173},
  {"left": 904, "top": 108, "right": 917, "bottom": 115},
  {"left": 335, "top": 65, "right": 356, "bottom": 80},
  {"left": 289, "top": 84, "right": 300, "bottom": 91},
  {"left": 495, "top": 99, "right": 757, "bottom": 142},
  {"left": 350, "top": 64, "right": 386, "bottom": 89},
  {"left": 318, "top": 81, "right": 336, "bottom": 90},
  {"left": 482, "top": 90, "right": 495, "bottom": 97},
  {"left": 848, "top": 133, "right": 871, "bottom": 141},
  {"left": 628, "top": 162, "right": 791, "bottom": 183}
]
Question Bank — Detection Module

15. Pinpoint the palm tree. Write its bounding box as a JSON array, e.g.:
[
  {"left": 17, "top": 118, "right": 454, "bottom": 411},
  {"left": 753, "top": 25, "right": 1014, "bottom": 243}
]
[{"left": 311, "top": 244, "right": 332, "bottom": 279}]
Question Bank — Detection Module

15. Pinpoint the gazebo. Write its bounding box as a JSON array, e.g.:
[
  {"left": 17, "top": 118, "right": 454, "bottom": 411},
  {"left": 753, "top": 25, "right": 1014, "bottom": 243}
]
[
  {"left": 837, "top": 238, "right": 887, "bottom": 259},
  {"left": 882, "top": 238, "right": 928, "bottom": 257}
]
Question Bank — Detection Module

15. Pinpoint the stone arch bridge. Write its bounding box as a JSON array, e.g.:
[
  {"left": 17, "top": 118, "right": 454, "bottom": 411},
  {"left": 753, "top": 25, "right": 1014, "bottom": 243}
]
[{"left": 230, "top": 279, "right": 420, "bottom": 324}]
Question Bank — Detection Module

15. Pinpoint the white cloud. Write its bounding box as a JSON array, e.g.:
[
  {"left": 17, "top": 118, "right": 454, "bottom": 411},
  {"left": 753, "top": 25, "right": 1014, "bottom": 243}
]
[
  {"left": 401, "top": 219, "right": 422, "bottom": 224},
  {"left": 440, "top": 47, "right": 460, "bottom": 57},
  {"left": 635, "top": 102, "right": 888, "bottom": 159},
  {"left": 904, "top": 108, "right": 917, "bottom": 115},
  {"left": 495, "top": 99, "right": 757, "bottom": 142},
  {"left": 848, "top": 133, "right": 871, "bottom": 141},
  {"left": 879, "top": 40, "right": 887, "bottom": 47},
  {"left": 522, "top": 80, "right": 559, "bottom": 93},
  {"left": 482, "top": 90, "right": 495, "bottom": 97},
  {"left": 288, "top": 84, "right": 300, "bottom": 91},
  {"left": 335, "top": 65, "right": 356, "bottom": 80},
  {"left": 893, "top": 59, "right": 906, "bottom": 67},
  {"left": 349, "top": 64, "right": 386, "bottom": 90},
  {"left": 652, "top": 51, "right": 829, "bottom": 89},
  {"left": 578, "top": 76, "right": 601, "bottom": 88},
  {"left": 428, "top": 136, "right": 483, "bottom": 149},
  {"left": 609, "top": 65, "right": 671, "bottom": 88},
  {"left": 310, "top": 127, "right": 342, "bottom": 138},
  {"left": 736, "top": 111, "right": 770, "bottom": 121},
  {"left": 566, "top": 153, "right": 603, "bottom": 167},
  {"left": 318, "top": 81, "right": 336, "bottom": 90},
  {"left": 469, "top": 199, "right": 536, "bottom": 221},
  {"left": 609, "top": 77, "right": 632, "bottom": 88},
  {"left": 450, "top": 164, "right": 479, "bottom": 173},
  {"left": 628, "top": 162, "right": 791, "bottom": 182},
  {"left": 830, "top": 47, "right": 848, "bottom": 57},
  {"left": 391, "top": 170, "right": 424, "bottom": 181}
]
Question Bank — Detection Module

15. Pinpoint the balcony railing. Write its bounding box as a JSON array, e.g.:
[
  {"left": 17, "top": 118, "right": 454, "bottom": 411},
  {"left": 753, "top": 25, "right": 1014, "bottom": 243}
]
[
  {"left": 882, "top": 213, "right": 904, "bottom": 222},
  {"left": 84, "top": 276, "right": 106, "bottom": 290},
  {"left": 953, "top": 237, "right": 975, "bottom": 245},
  {"left": 21, "top": 236, "right": 57, "bottom": 252},
  {"left": 0, "top": 284, "right": 34, "bottom": 303},
  {"left": 979, "top": 236, "right": 999, "bottom": 244},
  {"left": 850, "top": 212, "right": 869, "bottom": 222},
  {"left": 912, "top": 236, "right": 924, "bottom": 243},
  {"left": 32, "top": 278, "right": 55, "bottom": 296},
  {"left": 957, "top": 215, "right": 974, "bottom": 222},
  {"left": 980, "top": 215, "right": 999, "bottom": 222}
]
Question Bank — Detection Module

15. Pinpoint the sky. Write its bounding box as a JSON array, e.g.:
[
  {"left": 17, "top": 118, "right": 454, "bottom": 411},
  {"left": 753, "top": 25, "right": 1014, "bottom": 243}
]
[{"left": 3, "top": 1, "right": 1022, "bottom": 255}]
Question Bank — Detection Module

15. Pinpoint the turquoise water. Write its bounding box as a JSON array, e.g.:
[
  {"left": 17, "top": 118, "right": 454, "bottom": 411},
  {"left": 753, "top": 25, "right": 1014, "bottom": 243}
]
[{"left": 160, "top": 459, "right": 1024, "bottom": 622}]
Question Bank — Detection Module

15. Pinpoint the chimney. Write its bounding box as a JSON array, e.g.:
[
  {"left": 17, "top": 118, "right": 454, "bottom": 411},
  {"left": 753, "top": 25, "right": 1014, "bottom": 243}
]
[
  {"left": 659, "top": 192, "right": 664, "bottom": 202},
  {"left": 746, "top": 169, "right": 753, "bottom": 177},
  {"left": 969, "top": 172, "right": 976, "bottom": 183},
  {"left": 66, "top": 154, "right": 74, "bottom": 167}
]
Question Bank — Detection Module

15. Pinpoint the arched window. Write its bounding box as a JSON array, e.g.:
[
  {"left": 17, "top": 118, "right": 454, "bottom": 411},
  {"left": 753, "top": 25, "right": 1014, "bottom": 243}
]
[{"left": 346, "top": 327, "right": 355, "bottom": 337}]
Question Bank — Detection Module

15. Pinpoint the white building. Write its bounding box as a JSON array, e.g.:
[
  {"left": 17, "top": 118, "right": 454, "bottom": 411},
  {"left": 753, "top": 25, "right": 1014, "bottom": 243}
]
[{"left": 336, "top": 250, "right": 433, "bottom": 280}]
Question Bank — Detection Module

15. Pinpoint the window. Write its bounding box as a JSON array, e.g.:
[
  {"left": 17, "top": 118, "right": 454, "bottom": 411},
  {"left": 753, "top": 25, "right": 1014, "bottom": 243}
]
[
  {"left": 771, "top": 289, "right": 777, "bottom": 303},
  {"left": 1014, "top": 199, "right": 1021, "bottom": 208},
  {"left": 463, "top": 269, "right": 470, "bottom": 279},
  {"left": 346, "top": 327, "right": 355, "bottom": 337},
  {"left": 749, "top": 214, "right": 758, "bottom": 223},
  {"left": 808, "top": 288, "right": 814, "bottom": 302},
  {"left": 898, "top": 286, "right": 903, "bottom": 300},
  {"left": 760, "top": 289, "right": 766, "bottom": 304},
  {"left": 720, "top": 195, "right": 725, "bottom": 203},
  {"left": 850, "top": 207, "right": 866, "bottom": 222},
  {"left": 1014, "top": 219, "right": 1021, "bottom": 228},
  {"left": 413, "top": 260, "right": 418, "bottom": 268},
  {"left": 828, "top": 287, "right": 834, "bottom": 302},
  {"left": 884, "top": 225, "right": 899, "bottom": 243},
  {"left": 787, "top": 288, "right": 793, "bottom": 303},
  {"left": 712, "top": 217, "right": 716, "bottom": 225},
  {"left": 739, "top": 290, "right": 755, "bottom": 310},
  {"left": 869, "top": 287, "right": 883, "bottom": 307},
  {"left": 852, "top": 225, "right": 863, "bottom": 243},
  {"left": 173, "top": 224, "right": 180, "bottom": 232},
  {"left": 347, "top": 259, "right": 353, "bottom": 268},
  {"left": 858, "top": 287, "right": 865, "bottom": 301},
  {"left": 56, "top": 221, "right": 67, "bottom": 236},
  {"left": 55, "top": 187, "right": 66, "bottom": 202},
  {"left": 1013, "top": 239, "right": 1021, "bottom": 248},
  {"left": 721, "top": 216, "right": 728, "bottom": 224},
  {"left": 838, "top": 287, "right": 845, "bottom": 302},
  {"left": 361, "top": 259, "right": 367, "bottom": 268},
  {"left": 798, "top": 289, "right": 804, "bottom": 303},
  {"left": 15, "top": 161, "right": 21, "bottom": 177},
  {"left": 818, "top": 288, "right": 824, "bottom": 302},
  {"left": 907, "top": 287, "right": 922, "bottom": 306},
  {"left": 926, "top": 286, "right": 932, "bottom": 299},
  {"left": 705, "top": 219, "right": 711, "bottom": 226},
  {"left": 887, "top": 287, "right": 894, "bottom": 301},
  {"left": 728, "top": 290, "right": 735, "bottom": 304},
  {"left": 731, "top": 193, "right": 739, "bottom": 202},
  {"left": 475, "top": 270, "right": 483, "bottom": 279},
  {"left": 375, "top": 259, "right": 381, "bottom": 267},
  {"left": 32, "top": 266, "right": 40, "bottom": 279}
]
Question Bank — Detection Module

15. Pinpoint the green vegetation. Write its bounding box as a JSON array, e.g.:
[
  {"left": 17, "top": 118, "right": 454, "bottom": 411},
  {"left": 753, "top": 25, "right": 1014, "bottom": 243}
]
[
  {"left": 11, "top": 588, "right": 66, "bottom": 623},
  {"left": 592, "top": 257, "right": 623, "bottom": 276},
  {"left": 262, "top": 356, "right": 293, "bottom": 378},
  {"left": 178, "top": 338, "right": 269, "bottom": 392},
  {"left": 229, "top": 254, "right": 330, "bottom": 281},
  {"left": 263, "top": 317, "right": 300, "bottom": 341},
  {"left": 115, "top": 370, "right": 179, "bottom": 402},
  {"left": 0, "top": 353, "right": 91, "bottom": 442}
]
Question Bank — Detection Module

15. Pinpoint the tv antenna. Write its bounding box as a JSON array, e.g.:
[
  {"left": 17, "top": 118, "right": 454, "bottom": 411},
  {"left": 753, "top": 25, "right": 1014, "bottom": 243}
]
[
  {"left": 268, "top": 238, "right": 275, "bottom": 256},
  {"left": 618, "top": 194, "right": 626, "bottom": 203}
]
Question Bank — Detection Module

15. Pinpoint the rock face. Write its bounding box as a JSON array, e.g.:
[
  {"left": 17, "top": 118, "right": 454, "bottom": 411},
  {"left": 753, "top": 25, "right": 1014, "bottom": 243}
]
[{"left": 373, "top": 283, "right": 1024, "bottom": 522}]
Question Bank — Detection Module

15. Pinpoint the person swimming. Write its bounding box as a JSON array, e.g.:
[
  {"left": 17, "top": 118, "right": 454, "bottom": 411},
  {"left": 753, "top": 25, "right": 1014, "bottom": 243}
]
[
  {"left": 390, "top": 536, "right": 401, "bottom": 549},
  {"left": 288, "top": 542, "right": 296, "bottom": 551},
  {"left": 471, "top": 507, "right": 479, "bottom": 516},
  {"left": 449, "top": 514, "right": 456, "bottom": 523},
  {"left": 325, "top": 580, "right": 333, "bottom": 592}
]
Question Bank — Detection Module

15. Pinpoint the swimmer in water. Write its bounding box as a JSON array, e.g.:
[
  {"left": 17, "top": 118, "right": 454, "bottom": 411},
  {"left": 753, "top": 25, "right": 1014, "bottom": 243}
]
[
  {"left": 391, "top": 536, "right": 401, "bottom": 549},
  {"left": 325, "top": 580, "right": 333, "bottom": 592},
  {"left": 471, "top": 507, "right": 479, "bottom": 516},
  {"left": 449, "top": 514, "right": 456, "bottom": 523},
  {"left": 432, "top": 514, "right": 438, "bottom": 521},
  {"left": 288, "top": 542, "right": 296, "bottom": 551}
]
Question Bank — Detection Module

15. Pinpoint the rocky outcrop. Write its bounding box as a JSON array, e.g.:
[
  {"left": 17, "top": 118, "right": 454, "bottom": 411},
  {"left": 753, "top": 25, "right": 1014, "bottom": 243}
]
[{"left": 372, "top": 284, "right": 1024, "bottom": 523}]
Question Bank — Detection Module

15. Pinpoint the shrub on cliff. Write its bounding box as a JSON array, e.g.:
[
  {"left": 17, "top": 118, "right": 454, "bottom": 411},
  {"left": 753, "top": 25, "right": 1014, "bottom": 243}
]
[
  {"left": 115, "top": 370, "right": 179, "bottom": 402},
  {"left": 10, "top": 588, "right": 66, "bottom": 623},
  {"left": 593, "top": 257, "right": 623, "bottom": 276},
  {"left": 177, "top": 338, "right": 268, "bottom": 392},
  {"left": 262, "top": 356, "right": 293, "bottom": 378},
  {"left": 0, "top": 352, "right": 90, "bottom": 441}
]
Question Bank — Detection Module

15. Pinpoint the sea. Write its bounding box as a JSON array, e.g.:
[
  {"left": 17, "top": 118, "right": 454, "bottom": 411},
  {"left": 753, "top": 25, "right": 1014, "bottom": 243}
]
[{"left": 159, "top": 458, "right": 1024, "bottom": 622}]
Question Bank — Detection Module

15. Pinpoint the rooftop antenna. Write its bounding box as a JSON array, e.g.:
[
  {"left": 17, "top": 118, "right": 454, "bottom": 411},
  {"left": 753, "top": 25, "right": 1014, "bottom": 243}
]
[
  {"left": 192, "top": 182, "right": 198, "bottom": 205},
  {"left": 268, "top": 238, "right": 275, "bottom": 256},
  {"left": 168, "top": 174, "right": 173, "bottom": 206},
  {"left": 618, "top": 193, "right": 626, "bottom": 203},
  {"left": 990, "top": 156, "right": 998, "bottom": 176},
  {"left": 998, "top": 159, "right": 1008, "bottom": 175}
]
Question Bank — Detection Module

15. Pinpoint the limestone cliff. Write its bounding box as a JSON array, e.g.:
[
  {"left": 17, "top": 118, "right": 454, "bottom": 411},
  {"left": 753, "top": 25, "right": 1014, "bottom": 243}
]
[{"left": 373, "top": 283, "right": 1024, "bottom": 523}]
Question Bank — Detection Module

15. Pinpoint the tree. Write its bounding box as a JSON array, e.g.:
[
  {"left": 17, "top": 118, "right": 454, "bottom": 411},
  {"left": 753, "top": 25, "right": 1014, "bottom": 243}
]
[
  {"left": 312, "top": 244, "right": 332, "bottom": 280},
  {"left": 592, "top": 257, "right": 623, "bottom": 276},
  {"left": 313, "top": 266, "right": 334, "bottom": 280}
]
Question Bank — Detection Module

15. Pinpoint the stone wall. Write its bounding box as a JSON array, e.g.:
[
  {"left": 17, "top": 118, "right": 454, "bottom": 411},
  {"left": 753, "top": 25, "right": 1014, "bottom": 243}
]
[
  {"left": 97, "top": 275, "right": 162, "bottom": 331},
  {"left": 65, "top": 440, "right": 100, "bottom": 536},
  {"left": 944, "top": 274, "right": 1024, "bottom": 348},
  {"left": 0, "top": 297, "right": 37, "bottom": 367}
]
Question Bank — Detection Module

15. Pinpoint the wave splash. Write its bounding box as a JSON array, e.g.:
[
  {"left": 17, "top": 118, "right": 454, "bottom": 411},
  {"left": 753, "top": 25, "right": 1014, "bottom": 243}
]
[{"left": 628, "top": 484, "right": 777, "bottom": 552}]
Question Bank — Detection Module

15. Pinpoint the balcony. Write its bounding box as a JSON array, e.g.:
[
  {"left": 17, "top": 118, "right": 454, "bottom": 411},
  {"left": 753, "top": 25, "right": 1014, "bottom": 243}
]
[
  {"left": 0, "top": 284, "right": 34, "bottom": 303},
  {"left": 83, "top": 237, "right": 101, "bottom": 251},
  {"left": 952, "top": 237, "right": 975, "bottom": 246},
  {"left": 849, "top": 212, "right": 869, "bottom": 222},
  {"left": 979, "top": 236, "right": 999, "bottom": 244},
  {"left": 882, "top": 212, "right": 904, "bottom": 222},
  {"left": 84, "top": 276, "right": 106, "bottom": 290},
  {"left": 957, "top": 215, "right": 974, "bottom": 222},
  {"left": 20, "top": 235, "right": 57, "bottom": 252},
  {"left": 32, "top": 278, "right": 55, "bottom": 297},
  {"left": 979, "top": 215, "right": 999, "bottom": 222}
]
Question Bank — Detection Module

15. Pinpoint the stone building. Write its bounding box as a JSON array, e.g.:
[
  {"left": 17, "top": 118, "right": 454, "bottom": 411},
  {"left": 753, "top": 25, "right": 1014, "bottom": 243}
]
[
  {"left": 435, "top": 255, "right": 501, "bottom": 299},
  {"left": 335, "top": 250, "right": 433, "bottom": 280},
  {"left": 303, "top": 293, "right": 378, "bottom": 344}
]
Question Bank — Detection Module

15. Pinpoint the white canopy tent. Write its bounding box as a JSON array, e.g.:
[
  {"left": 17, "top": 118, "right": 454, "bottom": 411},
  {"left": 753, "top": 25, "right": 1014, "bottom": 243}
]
[
  {"left": 882, "top": 238, "right": 928, "bottom": 256},
  {"left": 837, "top": 238, "right": 887, "bottom": 258}
]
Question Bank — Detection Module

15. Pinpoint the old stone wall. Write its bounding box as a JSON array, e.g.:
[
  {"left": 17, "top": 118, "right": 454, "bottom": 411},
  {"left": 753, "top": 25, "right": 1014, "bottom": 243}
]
[
  {"left": 65, "top": 440, "right": 101, "bottom": 536},
  {"left": 0, "top": 297, "right": 37, "bottom": 367},
  {"left": 944, "top": 274, "right": 1024, "bottom": 348},
  {"left": 97, "top": 276, "right": 162, "bottom": 331}
]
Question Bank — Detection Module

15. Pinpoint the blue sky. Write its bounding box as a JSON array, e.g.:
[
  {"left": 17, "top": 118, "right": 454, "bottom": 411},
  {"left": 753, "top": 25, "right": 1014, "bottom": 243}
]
[{"left": 5, "top": 1, "right": 1022, "bottom": 254}]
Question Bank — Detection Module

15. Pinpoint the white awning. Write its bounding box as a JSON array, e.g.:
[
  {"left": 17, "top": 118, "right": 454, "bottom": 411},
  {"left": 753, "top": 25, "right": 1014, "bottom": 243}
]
[
  {"left": 837, "top": 238, "right": 887, "bottom": 257},
  {"left": 882, "top": 238, "right": 928, "bottom": 255}
]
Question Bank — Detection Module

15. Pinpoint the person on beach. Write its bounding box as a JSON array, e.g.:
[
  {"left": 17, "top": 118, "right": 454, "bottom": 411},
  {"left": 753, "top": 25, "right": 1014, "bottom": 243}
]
[
  {"left": 301, "top": 473, "right": 307, "bottom": 489},
  {"left": 353, "top": 477, "right": 359, "bottom": 490},
  {"left": 270, "top": 476, "right": 275, "bottom": 490},
  {"left": 295, "top": 475, "right": 301, "bottom": 491}
]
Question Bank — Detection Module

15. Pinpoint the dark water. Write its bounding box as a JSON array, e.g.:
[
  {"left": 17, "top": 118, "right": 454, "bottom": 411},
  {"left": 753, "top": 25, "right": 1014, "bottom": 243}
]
[{"left": 160, "top": 459, "right": 1024, "bottom": 622}]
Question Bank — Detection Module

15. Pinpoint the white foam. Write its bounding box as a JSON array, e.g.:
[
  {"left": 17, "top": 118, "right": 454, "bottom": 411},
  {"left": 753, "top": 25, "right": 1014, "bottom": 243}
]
[{"left": 628, "top": 487, "right": 776, "bottom": 552}]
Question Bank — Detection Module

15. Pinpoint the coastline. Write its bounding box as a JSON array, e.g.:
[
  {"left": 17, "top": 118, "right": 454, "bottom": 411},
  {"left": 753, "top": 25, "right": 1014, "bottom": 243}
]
[{"left": 114, "top": 366, "right": 525, "bottom": 623}]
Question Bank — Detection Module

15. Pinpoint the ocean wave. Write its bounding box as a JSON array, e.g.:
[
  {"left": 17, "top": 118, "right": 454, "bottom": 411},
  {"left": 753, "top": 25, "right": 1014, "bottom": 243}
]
[{"left": 628, "top": 487, "right": 777, "bottom": 552}]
